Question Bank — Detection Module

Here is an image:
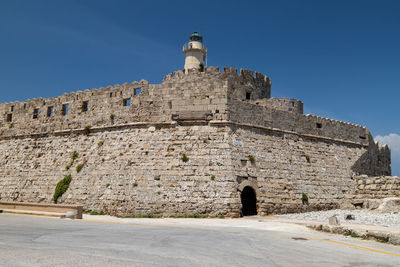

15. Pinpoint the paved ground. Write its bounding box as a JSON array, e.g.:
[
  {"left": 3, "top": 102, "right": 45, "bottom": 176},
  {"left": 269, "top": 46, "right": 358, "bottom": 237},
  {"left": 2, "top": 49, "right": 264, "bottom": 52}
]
[{"left": 0, "top": 214, "right": 400, "bottom": 266}]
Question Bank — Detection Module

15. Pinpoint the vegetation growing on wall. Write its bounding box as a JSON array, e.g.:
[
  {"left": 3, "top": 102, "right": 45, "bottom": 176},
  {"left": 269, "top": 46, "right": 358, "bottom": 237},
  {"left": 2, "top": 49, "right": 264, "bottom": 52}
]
[
  {"left": 302, "top": 193, "right": 309, "bottom": 205},
  {"left": 66, "top": 151, "right": 79, "bottom": 170},
  {"left": 182, "top": 154, "right": 189, "bottom": 162},
  {"left": 84, "top": 125, "right": 92, "bottom": 135},
  {"left": 248, "top": 155, "right": 255, "bottom": 163},
  {"left": 76, "top": 164, "right": 84, "bottom": 173},
  {"left": 53, "top": 175, "right": 72, "bottom": 203}
]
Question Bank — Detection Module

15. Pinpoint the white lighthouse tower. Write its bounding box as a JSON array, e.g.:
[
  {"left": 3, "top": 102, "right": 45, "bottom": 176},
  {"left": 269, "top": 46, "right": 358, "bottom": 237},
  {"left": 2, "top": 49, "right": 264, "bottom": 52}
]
[{"left": 183, "top": 32, "right": 207, "bottom": 72}]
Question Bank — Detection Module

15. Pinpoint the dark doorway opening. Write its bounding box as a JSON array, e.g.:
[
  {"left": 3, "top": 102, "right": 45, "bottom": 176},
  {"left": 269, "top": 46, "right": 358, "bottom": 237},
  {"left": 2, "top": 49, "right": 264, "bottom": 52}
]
[{"left": 241, "top": 186, "right": 257, "bottom": 216}]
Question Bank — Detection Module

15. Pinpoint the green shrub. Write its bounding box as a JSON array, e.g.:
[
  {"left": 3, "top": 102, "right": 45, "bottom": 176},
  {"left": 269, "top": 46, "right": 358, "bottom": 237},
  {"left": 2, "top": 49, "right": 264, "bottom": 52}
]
[
  {"left": 119, "top": 214, "right": 163, "bottom": 218},
  {"left": 53, "top": 175, "right": 72, "bottom": 203},
  {"left": 66, "top": 151, "right": 79, "bottom": 170},
  {"left": 248, "top": 155, "right": 255, "bottom": 163},
  {"left": 303, "top": 154, "right": 310, "bottom": 163},
  {"left": 210, "top": 175, "right": 215, "bottom": 181},
  {"left": 106, "top": 183, "right": 110, "bottom": 188},
  {"left": 65, "top": 161, "right": 73, "bottom": 170},
  {"left": 227, "top": 203, "right": 231, "bottom": 207},
  {"left": 90, "top": 211, "right": 105, "bottom": 215},
  {"left": 84, "top": 125, "right": 92, "bottom": 135},
  {"left": 76, "top": 164, "right": 84, "bottom": 173},
  {"left": 98, "top": 140, "right": 104, "bottom": 147},
  {"left": 72, "top": 151, "right": 79, "bottom": 160},
  {"left": 301, "top": 193, "right": 309, "bottom": 204},
  {"left": 170, "top": 214, "right": 208, "bottom": 218},
  {"left": 110, "top": 113, "right": 116, "bottom": 120},
  {"left": 181, "top": 154, "right": 189, "bottom": 162},
  {"left": 344, "top": 231, "right": 359, "bottom": 238}
]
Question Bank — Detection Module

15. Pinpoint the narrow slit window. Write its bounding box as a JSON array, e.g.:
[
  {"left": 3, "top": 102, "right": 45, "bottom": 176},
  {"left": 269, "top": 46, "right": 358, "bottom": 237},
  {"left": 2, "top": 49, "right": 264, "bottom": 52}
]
[
  {"left": 246, "top": 92, "right": 251, "bottom": 100},
  {"left": 359, "top": 135, "right": 366, "bottom": 140},
  {"left": 123, "top": 98, "right": 131, "bottom": 106},
  {"left": 134, "top": 88, "right": 142, "bottom": 95},
  {"left": 82, "top": 101, "right": 89, "bottom": 112},
  {"left": 109, "top": 92, "right": 113, "bottom": 98},
  {"left": 290, "top": 101, "right": 295, "bottom": 107},
  {"left": 47, "top": 106, "right": 54, "bottom": 117},
  {"left": 62, "top": 104, "right": 69, "bottom": 115},
  {"left": 6, "top": 114, "right": 12, "bottom": 122},
  {"left": 33, "top": 108, "right": 40, "bottom": 119},
  {"left": 316, "top": 123, "right": 322, "bottom": 128},
  {"left": 10, "top": 106, "right": 14, "bottom": 112}
]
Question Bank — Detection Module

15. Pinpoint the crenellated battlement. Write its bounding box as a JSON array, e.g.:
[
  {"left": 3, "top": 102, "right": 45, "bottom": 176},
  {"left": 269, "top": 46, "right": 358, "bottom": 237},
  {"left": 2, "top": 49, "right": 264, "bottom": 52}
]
[
  {"left": 163, "top": 66, "right": 271, "bottom": 88},
  {"left": 0, "top": 66, "right": 386, "bottom": 153},
  {"left": 305, "top": 114, "right": 366, "bottom": 129}
]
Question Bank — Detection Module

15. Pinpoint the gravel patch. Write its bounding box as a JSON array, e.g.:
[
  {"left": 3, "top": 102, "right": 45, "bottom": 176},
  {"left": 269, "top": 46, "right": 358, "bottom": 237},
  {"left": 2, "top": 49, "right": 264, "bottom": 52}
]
[{"left": 276, "top": 209, "right": 400, "bottom": 228}]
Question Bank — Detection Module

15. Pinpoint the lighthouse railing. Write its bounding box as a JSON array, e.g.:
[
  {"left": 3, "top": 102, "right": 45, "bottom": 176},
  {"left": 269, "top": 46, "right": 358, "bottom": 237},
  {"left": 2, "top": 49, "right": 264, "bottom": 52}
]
[{"left": 182, "top": 43, "right": 207, "bottom": 52}]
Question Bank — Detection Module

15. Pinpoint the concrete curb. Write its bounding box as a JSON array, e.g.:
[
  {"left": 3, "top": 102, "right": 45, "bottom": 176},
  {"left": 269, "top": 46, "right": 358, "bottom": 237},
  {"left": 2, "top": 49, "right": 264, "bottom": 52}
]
[{"left": 307, "top": 223, "right": 400, "bottom": 246}]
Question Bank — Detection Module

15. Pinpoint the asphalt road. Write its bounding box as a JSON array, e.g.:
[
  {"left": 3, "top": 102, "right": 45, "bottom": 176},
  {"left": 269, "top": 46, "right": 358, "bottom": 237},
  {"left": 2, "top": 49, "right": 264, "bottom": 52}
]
[{"left": 0, "top": 214, "right": 399, "bottom": 267}]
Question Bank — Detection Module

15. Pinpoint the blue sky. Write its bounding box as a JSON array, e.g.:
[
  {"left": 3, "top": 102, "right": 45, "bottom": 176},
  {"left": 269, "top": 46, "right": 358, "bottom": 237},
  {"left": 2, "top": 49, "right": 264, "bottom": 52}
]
[{"left": 0, "top": 0, "right": 399, "bottom": 175}]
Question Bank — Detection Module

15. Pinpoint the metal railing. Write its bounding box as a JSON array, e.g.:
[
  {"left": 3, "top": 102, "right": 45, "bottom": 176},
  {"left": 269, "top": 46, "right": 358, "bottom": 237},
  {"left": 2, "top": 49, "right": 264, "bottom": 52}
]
[{"left": 182, "top": 42, "right": 207, "bottom": 52}]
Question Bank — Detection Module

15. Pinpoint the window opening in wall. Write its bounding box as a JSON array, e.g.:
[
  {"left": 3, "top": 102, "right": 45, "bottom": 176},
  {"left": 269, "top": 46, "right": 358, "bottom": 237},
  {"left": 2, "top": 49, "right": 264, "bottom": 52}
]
[
  {"left": 62, "top": 104, "right": 69, "bottom": 115},
  {"left": 134, "top": 88, "right": 142, "bottom": 95},
  {"left": 33, "top": 108, "right": 40, "bottom": 119},
  {"left": 246, "top": 92, "right": 251, "bottom": 100},
  {"left": 359, "top": 135, "right": 366, "bottom": 140},
  {"left": 6, "top": 114, "right": 12, "bottom": 122},
  {"left": 123, "top": 98, "right": 131, "bottom": 106},
  {"left": 290, "top": 101, "right": 295, "bottom": 107},
  {"left": 10, "top": 106, "right": 14, "bottom": 112},
  {"left": 215, "top": 110, "right": 219, "bottom": 113},
  {"left": 47, "top": 106, "right": 54, "bottom": 117},
  {"left": 82, "top": 101, "right": 89, "bottom": 112},
  {"left": 23, "top": 104, "right": 26, "bottom": 109},
  {"left": 316, "top": 123, "right": 322, "bottom": 128},
  {"left": 109, "top": 92, "right": 113, "bottom": 98},
  {"left": 168, "top": 101, "right": 172, "bottom": 109}
]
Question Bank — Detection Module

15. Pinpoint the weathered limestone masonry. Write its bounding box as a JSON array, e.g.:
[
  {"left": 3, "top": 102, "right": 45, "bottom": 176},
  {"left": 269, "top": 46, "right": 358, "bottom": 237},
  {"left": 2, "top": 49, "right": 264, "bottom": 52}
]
[{"left": 0, "top": 66, "right": 396, "bottom": 216}]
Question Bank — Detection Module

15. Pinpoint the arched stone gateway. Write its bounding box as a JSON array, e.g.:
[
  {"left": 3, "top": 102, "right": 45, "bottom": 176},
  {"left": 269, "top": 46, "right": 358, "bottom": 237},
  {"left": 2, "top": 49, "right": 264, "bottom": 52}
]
[{"left": 240, "top": 186, "right": 257, "bottom": 216}]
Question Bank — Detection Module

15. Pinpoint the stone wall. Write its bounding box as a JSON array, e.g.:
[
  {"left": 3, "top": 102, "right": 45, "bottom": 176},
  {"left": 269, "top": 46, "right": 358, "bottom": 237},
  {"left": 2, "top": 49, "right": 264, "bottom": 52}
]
[
  {"left": 0, "top": 124, "right": 239, "bottom": 216},
  {"left": 227, "top": 124, "right": 367, "bottom": 214},
  {"left": 228, "top": 100, "right": 375, "bottom": 147},
  {"left": 355, "top": 176, "right": 400, "bottom": 201}
]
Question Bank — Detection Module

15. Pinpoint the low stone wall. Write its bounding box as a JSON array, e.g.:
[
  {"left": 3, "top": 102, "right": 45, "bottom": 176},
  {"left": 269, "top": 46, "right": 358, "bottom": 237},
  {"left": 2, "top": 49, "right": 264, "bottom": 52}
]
[
  {"left": 355, "top": 176, "right": 400, "bottom": 200},
  {"left": 0, "top": 201, "right": 83, "bottom": 219}
]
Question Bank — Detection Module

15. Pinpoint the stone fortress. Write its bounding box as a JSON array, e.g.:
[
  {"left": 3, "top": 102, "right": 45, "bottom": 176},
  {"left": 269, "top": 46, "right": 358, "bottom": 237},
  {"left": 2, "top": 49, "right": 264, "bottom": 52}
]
[{"left": 0, "top": 32, "right": 398, "bottom": 217}]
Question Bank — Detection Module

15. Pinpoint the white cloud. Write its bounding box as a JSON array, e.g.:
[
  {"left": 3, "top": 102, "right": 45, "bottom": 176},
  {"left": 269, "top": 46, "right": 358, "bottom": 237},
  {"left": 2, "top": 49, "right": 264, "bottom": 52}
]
[
  {"left": 375, "top": 133, "right": 400, "bottom": 176},
  {"left": 375, "top": 133, "right": 400, "bottom": 153}
]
